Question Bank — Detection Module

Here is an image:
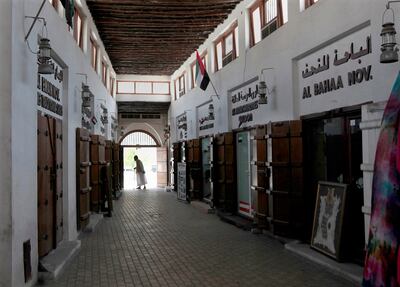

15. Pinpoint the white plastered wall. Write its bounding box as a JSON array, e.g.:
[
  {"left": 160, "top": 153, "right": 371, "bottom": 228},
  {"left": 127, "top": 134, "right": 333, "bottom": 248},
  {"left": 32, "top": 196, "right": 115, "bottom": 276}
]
[
  {"left": 0, "top": 0, "right": 13, "bottom": 286},
  {"left": 170, "top": 0, "right": 400, "bottom": 143},
  {"left": 116, "top": 75, "right": 171, "bottom": 146},
  {"left": 9, "top": 1, "right": 117, "bottom": 286},
  {"left": 169, "top": 0, "right": 400, "bottom": 243}
]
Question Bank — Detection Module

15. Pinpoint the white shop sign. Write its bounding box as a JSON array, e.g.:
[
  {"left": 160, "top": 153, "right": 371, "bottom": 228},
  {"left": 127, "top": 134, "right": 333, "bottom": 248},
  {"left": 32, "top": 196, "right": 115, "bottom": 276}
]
[
  {"left": 37, "top": 59, "right": 64, "bottom": 120},
  {"left": 197, "top": 100, "right": 215, "bottom": 137},
  {"left": 176, "top": 113, "right": 187, "bottom": 141},
  {"left": 298, "top": 25, "right": 373, "bottom": 116},
  {"left": 229, "top": 77, "right": 263, "bottom": 130},
  {"left": 177, "top": 163, "right": 187, "bottom": 202}
]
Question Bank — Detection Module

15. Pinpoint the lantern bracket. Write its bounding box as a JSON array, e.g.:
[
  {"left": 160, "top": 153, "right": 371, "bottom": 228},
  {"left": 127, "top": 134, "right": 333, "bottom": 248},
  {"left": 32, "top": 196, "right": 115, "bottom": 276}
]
[
  {"left": 24, "top": 0, "right": 47, "bottom": 41},
  {"left": 387, "top": 1, "right": 400, "bottom": 9}
]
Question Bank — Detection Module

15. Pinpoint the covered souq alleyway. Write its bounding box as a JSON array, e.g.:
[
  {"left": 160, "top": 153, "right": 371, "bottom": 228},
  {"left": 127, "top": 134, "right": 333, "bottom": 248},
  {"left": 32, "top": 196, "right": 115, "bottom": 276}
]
[{"left": 39, "top": 189, "right": 355, "bottom": 287}]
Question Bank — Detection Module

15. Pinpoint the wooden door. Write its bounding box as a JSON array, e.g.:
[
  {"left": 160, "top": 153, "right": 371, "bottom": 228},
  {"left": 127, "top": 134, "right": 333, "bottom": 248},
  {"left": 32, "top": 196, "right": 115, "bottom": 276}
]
[
  {"left": 55, "top": 120, "right": 63, "bottom": 243},
  {"left": 172, "top": 143, "right": 181, "bottom": 191},
  {"left": 90, "top": 135, "right": 106, "bottom": 211},
  {"left": 268, "top": 120, "right": 304, "bottom": 237},
  {"left": 38, "top": 114, "right": 54, "bottom": 257},
  {"left": 251, "top": 126, "right": 269, "bottom": 229},
  {"left": 214, "top": 132, "right": 235, "bottom": 212},
  {"left": 76, "top": 128, "right": 91, "bottom": 230},
  {"left": 38, "top": 114, "right": 63, "bottom": 257},
  {"left": 113, "top": 143, "right": 121, "bottom": 194},
  {"left": 157, "top": 147, "right": 168, "bottom": 187},
  {"left": 119, "top": 145, "right": 124, "bottom": 190}
]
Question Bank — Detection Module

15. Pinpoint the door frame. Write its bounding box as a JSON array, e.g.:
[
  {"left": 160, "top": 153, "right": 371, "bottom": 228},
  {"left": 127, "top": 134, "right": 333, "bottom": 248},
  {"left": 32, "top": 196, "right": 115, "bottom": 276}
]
[{"left": 235, "top": 130, "right": 253, "bottom": 218}]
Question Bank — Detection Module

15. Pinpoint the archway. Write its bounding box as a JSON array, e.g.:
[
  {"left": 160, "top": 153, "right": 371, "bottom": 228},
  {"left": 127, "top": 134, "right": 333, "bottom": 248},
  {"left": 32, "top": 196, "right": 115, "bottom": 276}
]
[{"left": 120, "top": 130, "right": 167, "bottom": 189}]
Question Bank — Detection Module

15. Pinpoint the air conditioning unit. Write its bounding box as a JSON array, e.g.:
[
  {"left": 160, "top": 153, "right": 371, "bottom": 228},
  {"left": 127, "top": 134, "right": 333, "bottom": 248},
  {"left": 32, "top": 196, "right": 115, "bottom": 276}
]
[
  {"left": 222, "top": 52, "right": 234, "bottom": 67},
  {"left": 261, "top": 18, "right": 278, "bottom": 39}
]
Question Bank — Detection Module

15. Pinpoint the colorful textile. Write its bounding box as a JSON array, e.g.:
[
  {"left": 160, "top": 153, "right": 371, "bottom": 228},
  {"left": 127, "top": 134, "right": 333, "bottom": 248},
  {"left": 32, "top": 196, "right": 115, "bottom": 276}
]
[
  {"left": 363, "top": 72, "right": 400, "bottom": 287},
  {"left": 195, "top": 50, "right": 210, "bottom": 91}
]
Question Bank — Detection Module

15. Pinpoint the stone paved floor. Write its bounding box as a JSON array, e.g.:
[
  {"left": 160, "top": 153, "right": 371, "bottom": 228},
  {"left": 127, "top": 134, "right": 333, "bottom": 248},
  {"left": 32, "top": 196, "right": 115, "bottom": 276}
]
[{"left": 41, "top": 189, "right": 357, "bottom": 287}]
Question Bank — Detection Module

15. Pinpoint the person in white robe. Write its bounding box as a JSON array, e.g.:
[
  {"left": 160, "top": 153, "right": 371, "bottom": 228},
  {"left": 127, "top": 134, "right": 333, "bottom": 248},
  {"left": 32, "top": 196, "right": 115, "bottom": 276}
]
[{"left": 134, "top": 155, "right": 147, "bottom": 189}]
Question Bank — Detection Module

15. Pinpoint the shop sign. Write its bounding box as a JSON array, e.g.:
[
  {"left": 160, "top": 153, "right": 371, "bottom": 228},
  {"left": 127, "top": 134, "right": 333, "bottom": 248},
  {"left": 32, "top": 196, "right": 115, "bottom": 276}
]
[
  {"left": 197, "top": 100, "right": 215, "bottom": 137},
  {"left": 37, "top": 59, "right": 63, "bottom": 119},
  {"left": 229, "top": 77, "right": 260, "bottom": 130},
  {"left": 298, "top": 26, "right": 373, "bottom": 114},
  {"left": 177, "top": 162, "right": 187, "bottom": 202},
  {"left": 176, "top": 113, "right": 187, "bottom": 141}
]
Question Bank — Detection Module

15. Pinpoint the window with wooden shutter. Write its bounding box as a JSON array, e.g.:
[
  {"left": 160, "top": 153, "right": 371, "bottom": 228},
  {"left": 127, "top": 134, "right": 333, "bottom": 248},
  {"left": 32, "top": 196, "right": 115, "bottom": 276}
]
[
  {"left": 305, "top": 0, "right": 319, "bottom": 9},
  {"left": 249, "top": 0, "right": 285, "bottom": 46},
  {"left": 73, "top": 8, "right": 83, "bottom": 49},
  {"left": 214, "top": 22, "right": 239, "bottom": 71},
  {"left": 90, "top": 38, "right": 98, "bottom": 72}
]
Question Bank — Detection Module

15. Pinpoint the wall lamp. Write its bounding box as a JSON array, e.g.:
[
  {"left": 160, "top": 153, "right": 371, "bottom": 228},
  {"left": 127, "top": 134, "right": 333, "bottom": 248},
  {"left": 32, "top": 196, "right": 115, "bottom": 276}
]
[
  {"left": 77, "top": 73, "right": 94, "bottom": 108},
  {"left": 258, "top": 68, "right": 274, "bottom": 104},
  {"left": 381, "top": 1, "right": 400, "bottom": 63},
  {"left": 25, "top": 0, "right": 54, "bottom": 74},
  {"left": 208, "top": 104, "right": 215, "bottom": 120}
]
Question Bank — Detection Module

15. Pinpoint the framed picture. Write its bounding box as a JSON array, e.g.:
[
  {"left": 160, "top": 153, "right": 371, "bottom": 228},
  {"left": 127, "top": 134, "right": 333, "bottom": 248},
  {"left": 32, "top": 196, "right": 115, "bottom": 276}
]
[
  {"left": 311, "top": 181, "right": 347, "bottom": 260},
  {"left": 177, "top": 162, "right": 187, "bottom": 202}
]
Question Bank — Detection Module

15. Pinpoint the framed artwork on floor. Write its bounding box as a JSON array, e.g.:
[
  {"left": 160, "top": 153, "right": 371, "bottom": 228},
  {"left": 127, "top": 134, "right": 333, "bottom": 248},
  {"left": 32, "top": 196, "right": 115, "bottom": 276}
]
[{"left": 311, "top": 181, "right": 347, "bottom": 260}]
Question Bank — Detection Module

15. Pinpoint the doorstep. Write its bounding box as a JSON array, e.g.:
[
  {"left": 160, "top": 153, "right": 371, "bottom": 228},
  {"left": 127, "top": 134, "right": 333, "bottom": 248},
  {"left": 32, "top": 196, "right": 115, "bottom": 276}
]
[
  {"left": 38, "top": 240, "right": 81, "bottom": 282},
  {"left": 190, "top": 200, "right": 215, "bottom": 214},
  {"left": 83, "top": 213, "right": 104, "bottom": 233},
  {"left": 217, "top": 211, "right": 253, "bottom": 231},
  {"left": 285, "top": 241, "right": 363, "bottom": 285}
]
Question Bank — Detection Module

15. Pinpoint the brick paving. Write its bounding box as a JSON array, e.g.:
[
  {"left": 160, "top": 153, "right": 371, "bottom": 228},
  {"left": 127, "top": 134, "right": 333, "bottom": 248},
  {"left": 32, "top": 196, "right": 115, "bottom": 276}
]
[{"left": 41, "top": 189, "right": 356, "bottom": 287}]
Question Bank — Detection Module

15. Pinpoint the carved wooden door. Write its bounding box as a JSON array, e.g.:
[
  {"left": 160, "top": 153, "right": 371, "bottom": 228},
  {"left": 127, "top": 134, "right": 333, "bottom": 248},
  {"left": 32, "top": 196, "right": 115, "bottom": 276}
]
[
  {"left": 37, "top": 113, "right": 63, "bottom": 257},
  {"left": 76, "top": 128, "right": 91, "bottom": 230}
]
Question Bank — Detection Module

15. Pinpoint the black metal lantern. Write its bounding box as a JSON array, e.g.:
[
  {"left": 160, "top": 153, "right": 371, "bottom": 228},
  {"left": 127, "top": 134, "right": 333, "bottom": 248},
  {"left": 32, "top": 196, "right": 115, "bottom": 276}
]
[
  {"left": 208, "top": 103, "right": 215, "bottom": 120},
  {"left": 381, "top": 22, "right": 399, "bottom": 63},
  {"left": 81, "top": 84, "right": 93, "bottom": 107},
  {"left": 258, "top": 80, "right": 268, "bottom": 104},
  {"left": 38, "top": 38, "right": 54, "bottom": 74}
]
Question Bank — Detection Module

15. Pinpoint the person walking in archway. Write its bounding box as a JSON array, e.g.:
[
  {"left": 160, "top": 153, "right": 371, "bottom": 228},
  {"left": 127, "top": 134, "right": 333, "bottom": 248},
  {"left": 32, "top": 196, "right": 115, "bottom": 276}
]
[{"left": 134, "top": 155, "right": 147, "bottom": 190}]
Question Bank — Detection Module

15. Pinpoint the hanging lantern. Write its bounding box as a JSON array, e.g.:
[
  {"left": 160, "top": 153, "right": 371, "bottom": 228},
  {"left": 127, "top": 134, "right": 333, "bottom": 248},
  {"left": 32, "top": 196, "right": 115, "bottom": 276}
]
[
  {"left": 208, "top": 103, "right": 215, "bottom": 120},
  {"left": 381, "top": 22, "right": 399, "bottom": 63},
  {"left": 258, "top": 80, "right": 268, "bottom": 104},
  {"left": 81, "top": 84, "right": 93, "bottom": 107},
  {"left": 38, "top": 38, "right": 54, "bottom": 74}
]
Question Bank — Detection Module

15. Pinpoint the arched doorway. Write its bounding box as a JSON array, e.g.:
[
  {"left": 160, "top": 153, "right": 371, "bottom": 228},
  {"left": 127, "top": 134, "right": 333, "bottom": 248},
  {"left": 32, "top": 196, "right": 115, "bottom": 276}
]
[{"left": 120, "top": 130, "right": 167, "bottom": 189}]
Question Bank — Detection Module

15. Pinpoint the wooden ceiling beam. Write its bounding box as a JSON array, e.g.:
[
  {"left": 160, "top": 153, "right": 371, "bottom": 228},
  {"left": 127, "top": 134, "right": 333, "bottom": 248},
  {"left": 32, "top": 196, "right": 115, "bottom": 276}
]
[{"left": 86, "top": 0, "right": 242, "bottom": 74}]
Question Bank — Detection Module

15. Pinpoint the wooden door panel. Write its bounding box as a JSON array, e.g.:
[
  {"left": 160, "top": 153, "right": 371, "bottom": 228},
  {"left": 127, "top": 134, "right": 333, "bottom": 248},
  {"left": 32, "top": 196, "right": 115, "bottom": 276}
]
[
  {"left": 55, "top": 120, "right": 63, "bottom": 244},
  {"left": 257, "top": 141, "right": 267, "bottom": 162},
  {"left": 217, "top": 146, "right": 225, "bottom": 163},
  {"left": 272, "top": 167, "right": 291, "bottom": 191},
  {"left": 272, "top": 138, "right": 289, "bottom": 163},
  {"left": 271, "top": 121, "right": 290, "bottom": 137},
  {"left": 38, "top": 114, "right": 57, "bottom": 257},
  {"left": 76, "top": 128, "right": 91, "bottom": 230},
  {"left": 225, "top": 145, "right": 234, "bottom": 164}
]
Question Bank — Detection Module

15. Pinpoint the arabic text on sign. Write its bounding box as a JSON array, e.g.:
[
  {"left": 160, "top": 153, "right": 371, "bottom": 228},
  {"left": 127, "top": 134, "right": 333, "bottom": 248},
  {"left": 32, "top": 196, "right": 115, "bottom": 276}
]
[{"left": 301, "top": 36, "right": 371, "bottom": 79}]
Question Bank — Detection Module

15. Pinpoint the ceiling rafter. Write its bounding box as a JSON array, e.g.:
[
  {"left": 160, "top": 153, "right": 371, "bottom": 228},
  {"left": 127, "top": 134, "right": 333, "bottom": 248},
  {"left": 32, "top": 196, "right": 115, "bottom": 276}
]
[{"left": 86, "top": 0, "right": 242, "bottom": 75}]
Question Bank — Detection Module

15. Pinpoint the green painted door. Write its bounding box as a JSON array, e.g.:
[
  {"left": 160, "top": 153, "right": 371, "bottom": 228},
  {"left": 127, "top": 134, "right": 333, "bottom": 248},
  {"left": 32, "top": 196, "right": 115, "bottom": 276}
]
[{"left": 236, "top": 131, "right": 252, "bottom": 217}]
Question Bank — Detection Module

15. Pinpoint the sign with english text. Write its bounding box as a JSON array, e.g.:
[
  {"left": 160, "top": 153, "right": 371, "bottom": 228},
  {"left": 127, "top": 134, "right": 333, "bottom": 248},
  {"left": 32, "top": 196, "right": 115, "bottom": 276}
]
[
  {"left": 197, "top": 101, "right": 215, "bottom": 137},
  {"left": 37, "top": 59, "right": 64, "bottom": 120},
  {"left": 298, "top": 25, "right": 373, "bottom": 116},
  {"left": 229, "top": 77, "right": 261, "bottom": 130}
]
